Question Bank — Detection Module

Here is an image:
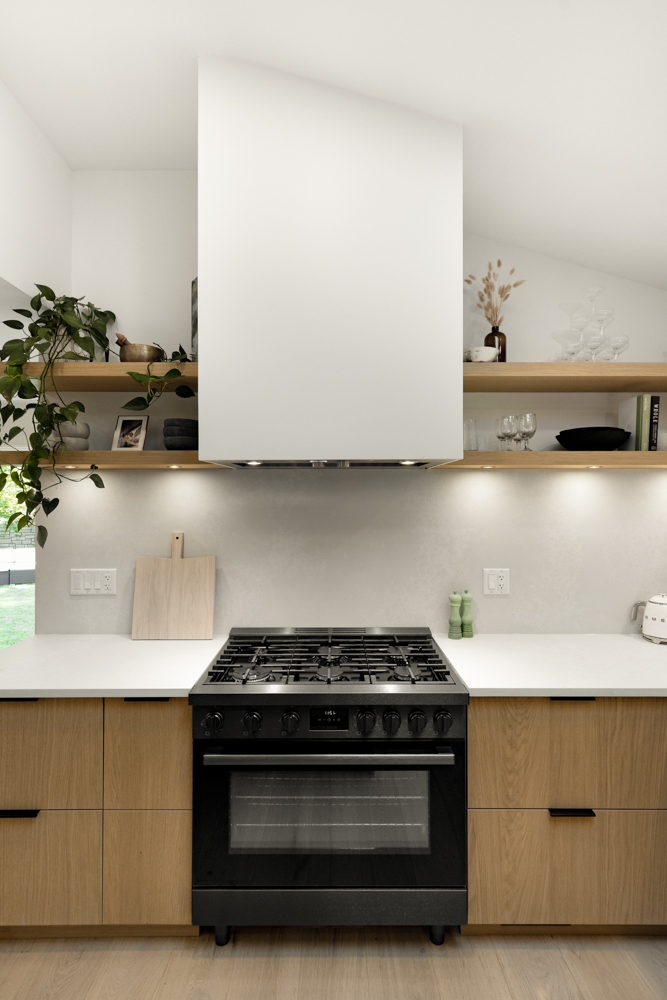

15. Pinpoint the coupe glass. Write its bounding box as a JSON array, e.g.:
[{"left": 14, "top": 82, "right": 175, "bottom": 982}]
[
  {"left": 609, "top": 335, "right": 629, "bottom": 361},
  {"left": 585, "top": 286, "right": 604, "bottom": 315},
  {"left": 517, "top": 413, "right": 537, "bottom": 450}
]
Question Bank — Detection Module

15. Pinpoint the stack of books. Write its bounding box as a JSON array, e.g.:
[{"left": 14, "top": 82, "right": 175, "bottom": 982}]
[{"left": 618, "top": 394, "right": 660, "bottom": 450}]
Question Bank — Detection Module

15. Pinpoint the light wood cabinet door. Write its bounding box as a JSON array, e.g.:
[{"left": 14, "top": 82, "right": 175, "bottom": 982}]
[
  {"left": 103, "top": 811, "right": 191, "bottom": 924},
  {"left": 468, "top": 697, "right": 667, "bottom": 809},
  {"left": 469, "top": 808, "right": 667, "bottom": 925},
  {"left": 0, "top": 811, "right": 102, "bottom": 925},
  {"left": 0, "top": 699, "right": 103, "bottom": 810},
  {"left": 104, "top": 699, "right": 192, "bottom": 809}
]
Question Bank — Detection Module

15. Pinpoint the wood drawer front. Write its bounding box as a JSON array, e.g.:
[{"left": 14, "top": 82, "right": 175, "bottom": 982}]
[
  {"left": 469, "top": 808, "right": 667, "bottom": 925},
  {"left": 0, "top": 699, "right": 103, "bottom": 809},
  {"left": 104, "top": 699, "right": 192, "bottom": 809},
  {"left": 0, "top": 811, "right": 102, "bottom": 925},
  {"left": 468, "top": 697, "right": 667, "bottom": 809},
  {"left": 103, "top": 811, "right": 192, "bottom": 925}
]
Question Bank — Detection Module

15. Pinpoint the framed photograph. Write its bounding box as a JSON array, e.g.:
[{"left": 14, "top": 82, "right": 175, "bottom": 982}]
[{"left": 111, "top": 415, "right": 149, "bottom": 451}]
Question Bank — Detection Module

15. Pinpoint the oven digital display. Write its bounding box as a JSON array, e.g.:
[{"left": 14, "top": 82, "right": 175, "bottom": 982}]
[{"left": 309, "top": 708, "right": 349, "bottom": 731}]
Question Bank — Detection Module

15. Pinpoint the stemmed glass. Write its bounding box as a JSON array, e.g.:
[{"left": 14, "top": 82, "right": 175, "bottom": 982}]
[
  {"left": 495, "top": 415, "right": 519, "bottom": 450},
  {"left": 609, "top": 335, "right": 629, "bottom": 361},
  {"left": 585, "top": 286, "right": 604, "bottom": 317},
  {"left": 516, "top": 413, "right": 537, "bottom": 450}
]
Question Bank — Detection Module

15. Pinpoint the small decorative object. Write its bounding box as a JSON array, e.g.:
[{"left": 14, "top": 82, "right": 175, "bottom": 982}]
[
  {"left": 464, "top": 261, "right": 525, "bottom": 363},
  {"left": 116, "top": 334, "right": 166, "bottom": 364},
  {"left": 448, "top": 591, "right": 462, "bottom": 640},
  {"left": 555, "top": 426, "right": 630, "bottom": 451},
  {"left": 111, "top": 415, "right": 149, "bottom": 450},
  {"left": 461, "top": 590, "right": 473, "bottom": 638},
  {"left": 47, "top": 420, "right": 90, "bottom": 452},
  {"left": 163, "top": 417, "right": 198, "bottom": 451},
  {"left": 191, "top": 277, "right": 198, "bottom": 361},
  {"left": 468, "top": 346, "right": 499, "bottom": 362},
  {"left": 548, "top": 289, "right": 629, "bottom": 363}
]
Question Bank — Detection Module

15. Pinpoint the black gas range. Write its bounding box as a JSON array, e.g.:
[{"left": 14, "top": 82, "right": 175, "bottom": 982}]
[{"left": 189, "top": 627, "right": 469, "bottom": 947}]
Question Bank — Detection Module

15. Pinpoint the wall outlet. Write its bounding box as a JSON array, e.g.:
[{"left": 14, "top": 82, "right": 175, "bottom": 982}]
[
  {"left": 483, "top": 568, "right": 510, "bottom": 595},
  {"left": 70, "top": 569, "right": 117, "bottom": 596}
]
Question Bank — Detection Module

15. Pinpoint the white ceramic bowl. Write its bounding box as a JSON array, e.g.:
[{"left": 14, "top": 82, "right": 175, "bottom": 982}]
[{"left": 469, "top": 346, "right": 499, "bottom": 362}]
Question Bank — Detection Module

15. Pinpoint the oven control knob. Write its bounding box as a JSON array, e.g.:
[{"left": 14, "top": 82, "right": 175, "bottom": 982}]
[
  {"left": 434, "top": 710, "right": 453, "bottom": 734},
  {"left": 203, "top": 712, "right": 223, "bottom": 734},
  {"left": 243, "top": 711, "right": 262, "bottom": 734},
  {"left": 408, "top": 710, "right": 427, "bottom": 733},
  {"left": 356, "top": 709, "right": 376, "bottom": 734},
  {"left": 383, "top": 710, "right": 401, "bottom": 734},
  {"left": 281, "top": 711, "right": 300, "bottom": 734}
]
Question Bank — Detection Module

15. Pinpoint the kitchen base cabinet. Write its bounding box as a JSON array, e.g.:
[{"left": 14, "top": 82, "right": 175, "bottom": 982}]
[
  {"left": 0, "top": 811, "right": 102, "bottom": 925},
  {"left": 469, "top": 809, "right": 667, "bottom": 925},
  {"left": 103, "top": 811, "right": 192, "bottom": 925}
]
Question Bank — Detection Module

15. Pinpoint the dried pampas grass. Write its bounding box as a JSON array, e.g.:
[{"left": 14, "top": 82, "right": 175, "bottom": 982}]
[{"left": 465, "top": 261, "right": 525, "bottom": 327}]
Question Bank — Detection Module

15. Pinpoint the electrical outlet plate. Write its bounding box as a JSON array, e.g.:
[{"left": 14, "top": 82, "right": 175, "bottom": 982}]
[
  {"left": 483, "top": 568, "right": 510, "bottom": 595},
  {"left": 70, "top": 569, "right": 117, "bottom": 596}
]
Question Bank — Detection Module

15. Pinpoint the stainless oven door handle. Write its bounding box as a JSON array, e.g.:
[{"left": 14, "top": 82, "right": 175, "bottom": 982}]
[{"left": 203, "top": 751, "right": 455, "bottom": 766}]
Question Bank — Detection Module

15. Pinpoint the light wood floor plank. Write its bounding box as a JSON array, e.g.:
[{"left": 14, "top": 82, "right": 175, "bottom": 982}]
[{"left": 0, "top": 929, "right": 665, "bottom": 1000}]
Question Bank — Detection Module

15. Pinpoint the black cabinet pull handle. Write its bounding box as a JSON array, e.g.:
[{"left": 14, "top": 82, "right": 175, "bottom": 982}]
[
  {"left": 0, "top": 810, "right": 40, "bottom": 818},
  {"left": 123, "top": 697, "right": 170, "bottom": 702},
  {"left": 550, "top": 697, "right": 596, "bottom": 701},
  {"left": 0, "top": 698, "right": 38, "bottom": 702},
  {"left": 549, "top": 808, "right": 596, "bottom": 818}
]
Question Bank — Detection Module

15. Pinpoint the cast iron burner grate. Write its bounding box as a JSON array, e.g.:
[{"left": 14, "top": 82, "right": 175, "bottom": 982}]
[{"left": 204, "top": 631, "right": 452, "bottom": 686}]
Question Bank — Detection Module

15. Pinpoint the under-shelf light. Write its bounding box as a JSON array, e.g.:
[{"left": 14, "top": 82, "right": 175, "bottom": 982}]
[
  {"left": 399, "top": 460, "right": 416, "bottom": 465},
  {"left": 169, "top": 465, "right": 181, "bottom": 469},
  {"left": 247, "top": 460, "right": 263, "bottom": 466}
]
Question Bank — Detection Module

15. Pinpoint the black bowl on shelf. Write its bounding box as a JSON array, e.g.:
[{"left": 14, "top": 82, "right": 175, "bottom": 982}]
[{"left": 555, "top": 426, "right": 631, "bottom": 451}]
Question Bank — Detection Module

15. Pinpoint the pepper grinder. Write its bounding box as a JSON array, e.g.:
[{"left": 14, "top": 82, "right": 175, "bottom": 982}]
[
  {"left": 461, "top": 590, "right": 473, "bottom": 638},
  {"left": 448, "top": 592, "right": 462, "bottom": 640}
]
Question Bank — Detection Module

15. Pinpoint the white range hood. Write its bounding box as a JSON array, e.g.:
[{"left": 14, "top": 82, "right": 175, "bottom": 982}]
[{"left": 198, "top": 58, "right": 462, "bottom": 468}]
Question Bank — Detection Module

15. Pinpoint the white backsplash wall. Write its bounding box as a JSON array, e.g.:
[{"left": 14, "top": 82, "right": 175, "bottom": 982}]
[{"left": 35, "top": 468, "right": 664, "bottom": 636}]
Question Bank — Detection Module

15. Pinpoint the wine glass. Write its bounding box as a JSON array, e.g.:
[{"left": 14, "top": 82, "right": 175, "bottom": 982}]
[
  {"left": 505, "top": 415, "right": 520, "bottom": 450},
  {"left": 517, "top": 413, "right": 536, "bottom": 450},
  {"left": 495, "top": 417, "right": 510, "bottom": 450},
  {"left": 609, "top": 335, "right": 629, "bottom": 361}
]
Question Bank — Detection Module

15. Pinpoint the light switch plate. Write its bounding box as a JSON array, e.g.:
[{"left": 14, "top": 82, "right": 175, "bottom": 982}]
[
  {"left": 70, "top": 569, "right": 116, "bottom": 596},
  {"left": 483, "top": 568, "right": 510, "bottom": 595}
]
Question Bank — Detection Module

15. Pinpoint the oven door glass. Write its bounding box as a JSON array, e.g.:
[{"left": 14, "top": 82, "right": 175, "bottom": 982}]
[{"left": 193, "top": 740, "right": 466, "bottom": 889}]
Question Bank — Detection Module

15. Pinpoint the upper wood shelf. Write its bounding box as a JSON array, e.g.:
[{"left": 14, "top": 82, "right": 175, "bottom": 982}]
[
  {"left": 4, "top": 362, "right": 198, "bottom": 393},
  {"left": 463, "top": 362, "right": 667, "bottom": 393},
  {"left": 0, "top": 450, "right": 221, "bottom": 470},
  {"left": 436, "top": 451, "right": 667, "bottom": 470}
]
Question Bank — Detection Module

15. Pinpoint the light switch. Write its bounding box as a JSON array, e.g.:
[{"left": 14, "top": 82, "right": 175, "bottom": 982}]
[
  {"left": 484, "top": 568, "right": 510, "bottom": 595},
  {"left": 70, "top": 569, "right": 117, "bottom": 596}
]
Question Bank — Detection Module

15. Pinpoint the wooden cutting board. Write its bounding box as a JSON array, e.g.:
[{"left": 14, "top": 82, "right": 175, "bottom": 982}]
[{"left": 131, "top": 532, "right": 216, "bottom": 640}]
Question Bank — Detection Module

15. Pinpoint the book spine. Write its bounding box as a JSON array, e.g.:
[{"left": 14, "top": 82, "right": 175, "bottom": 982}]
[
  {"left": 636, "top": 395, "right": 643, "bottom": 450},
  {"left": 650, "top": 395, "right": 660, "bottom": 451}
]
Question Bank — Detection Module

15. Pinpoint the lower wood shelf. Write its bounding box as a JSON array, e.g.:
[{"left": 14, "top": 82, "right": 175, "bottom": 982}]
[
  {"left": 437, "top": 451, "right": 667, "bottom": 469},
  {"left": 0, "top": 451, "right": 223, "bottom": 470}
]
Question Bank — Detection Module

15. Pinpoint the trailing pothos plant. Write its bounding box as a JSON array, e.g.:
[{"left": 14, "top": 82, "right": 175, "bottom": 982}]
[
  {"left": 0, "top": 284, "right": 116, "bottom": 547},
  {"left": 122, "top": 344, "right": 196, "bottom": 412}
]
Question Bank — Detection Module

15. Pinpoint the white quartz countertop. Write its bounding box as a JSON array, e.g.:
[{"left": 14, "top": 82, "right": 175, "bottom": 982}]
[
  {"left": 434, "top": 632, "right": 667, "bottom": 697},
  {"left": 0, "top": 633, "right": 227, "bottom": 697}
]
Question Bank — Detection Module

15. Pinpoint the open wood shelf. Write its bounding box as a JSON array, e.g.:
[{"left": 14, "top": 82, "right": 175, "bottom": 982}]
[
  {"left": 0, "top": 450, "right": 222, "bottom": 470},
  {"left": 436, "top": 451, "right": 667, "bottom": 469},
  {"left": 2, "top": 362, "right": 198, "bottom": 393},
  {"left": 463, "top": 362, "right": 667, "bottom": 393}
]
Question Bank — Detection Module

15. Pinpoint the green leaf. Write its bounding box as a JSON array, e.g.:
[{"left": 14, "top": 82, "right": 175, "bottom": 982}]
[
  {"left": 175, "top": 384, "right": 196, "bottom": 398},
  {"left": 34, "top": 447, "right": 50, "bottom": 460},
  {"left": 16, "top": 383, "right": 38, "bottom": 399},
  {"left": 36, "top": 524, "right": 48, "bottom": 548},
  {"left": 0, "top": 378, "right": 18, "bottom": 401},
  {"left": 127, "top": 371, "right": 153, "bottom": 384},
  {"left": 121, "top": 396, "right": 149, "bottom": 411},
  {"left": 60, "top": 404, "right": 80, "bottom": 424},
  {"left": 42, "top": 497, "right": 59, "bottom": 516},
  {"left": 3, "top": 319, "right": 24, "bottom": 330},
  {"left": 13, "top": 309, "right": 32, "bottom": 318},
  {"left": 89, "top": 473, "right": 104, "bottom": 489},
  {"left": 30, "top": 294, "right": 42, "bottom": 311},
  {"left": 35, "top": 284, "right": 56, "bottom": 301},
  {"left": 163, "top": 368, "right": 183, "bottom": 380},
  {"left": 6, "top": 426, "right": 22, "bottom": 441},
  {"left": 6, "top": 511, "right": 20, "bottom": 528},
  {"left": 11, "top": 408, "right": 25, "bottom": 421},
  {"left": 61, "top": 351, "right": 85, "bottom": 360},
  {"left": 16, "top": 515, "right": 29, "bottom": 531},
  {"left": 60, "top": 310, "right": 83, "bottom": 329},
  {"left": 70, "top": 401, "right": 85, "bottom": 413}
]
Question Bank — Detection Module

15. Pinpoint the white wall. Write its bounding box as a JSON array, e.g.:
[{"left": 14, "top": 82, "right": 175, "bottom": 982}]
[
  {"left": 0, "top": 75, "right": 71, "bottom": 296},
  {"left": 35, "top": 467, "right": 663, "bottom": 637},
  {"left": 463, "top": 233, "right": 667, "bottom": 363},
  {"left": 72, "top": 171, "right": 197, "bottom": 353}
]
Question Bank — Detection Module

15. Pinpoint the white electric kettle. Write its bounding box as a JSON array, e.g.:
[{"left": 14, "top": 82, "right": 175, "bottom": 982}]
[{"left": 631, "top": 595, "right": 667, "bottom": 644}]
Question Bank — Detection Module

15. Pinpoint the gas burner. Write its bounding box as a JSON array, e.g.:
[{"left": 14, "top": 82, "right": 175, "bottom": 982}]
[
  {"left": 389, "top": 645, "right": 413, "bottom": 659},
  {"left": 317, "top": 644, "right": 344, "bottom": 660},
  {"left": 314, "top": 662, "right": 346, "bottom": 681},
  {"left": 231, "top": 663, "right": 274, "bottom": 682},
  {"left": 393, "top": 661, "right": 426, "bottom": 681}
]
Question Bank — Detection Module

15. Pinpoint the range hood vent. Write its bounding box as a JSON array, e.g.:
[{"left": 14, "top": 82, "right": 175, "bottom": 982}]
[{"left": 198, "top": 58, "right": 463, "bottom": 467}]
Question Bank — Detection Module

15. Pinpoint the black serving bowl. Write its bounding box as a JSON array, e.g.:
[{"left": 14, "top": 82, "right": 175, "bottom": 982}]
[{"left": 556, "top": 426, "right": 631, "bottom": 451}]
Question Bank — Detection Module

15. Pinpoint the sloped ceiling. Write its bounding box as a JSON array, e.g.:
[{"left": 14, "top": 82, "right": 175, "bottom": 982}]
[{"left": 0, "top": 0, "right": 665, "bottom": 286}]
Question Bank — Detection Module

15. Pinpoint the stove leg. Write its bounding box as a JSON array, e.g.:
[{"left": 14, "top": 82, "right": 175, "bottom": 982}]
[
  {"left": 429, "top": 925, "right": 445, "bottom": 946},
  {"left": 214, "top": 925, "right": 231, "bottom": 946}
]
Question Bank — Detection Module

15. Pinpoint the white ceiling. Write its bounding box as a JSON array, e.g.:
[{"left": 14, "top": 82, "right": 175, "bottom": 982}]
[{"left": 0, "top": 0, "right": 665, "bottom": 287}]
